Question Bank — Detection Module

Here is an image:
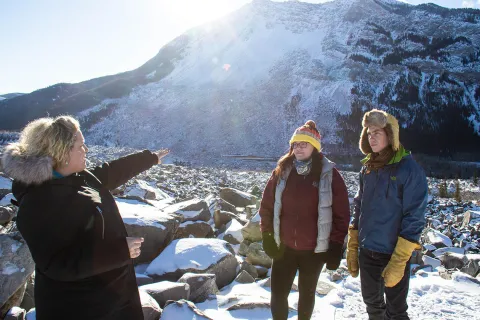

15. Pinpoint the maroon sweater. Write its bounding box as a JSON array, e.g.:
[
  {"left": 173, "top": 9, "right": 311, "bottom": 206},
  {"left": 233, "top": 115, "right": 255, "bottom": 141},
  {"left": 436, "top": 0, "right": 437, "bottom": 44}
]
[{"left": 259, "top": 165, "right": 350, "bottom": 250}]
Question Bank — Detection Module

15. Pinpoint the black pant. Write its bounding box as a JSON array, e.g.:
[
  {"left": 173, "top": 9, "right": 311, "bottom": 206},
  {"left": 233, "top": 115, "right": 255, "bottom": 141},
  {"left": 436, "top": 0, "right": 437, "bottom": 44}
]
[
  {"left": 359, "top": 248, "right": 411, "bottom": 320},
  {"left": 270, "top": 245, "right": 326, "bottom": 320}
]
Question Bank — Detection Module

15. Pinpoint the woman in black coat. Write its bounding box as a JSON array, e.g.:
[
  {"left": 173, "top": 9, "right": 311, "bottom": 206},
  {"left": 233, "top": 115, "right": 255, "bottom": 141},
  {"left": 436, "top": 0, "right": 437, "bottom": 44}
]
[{"left": 1, "top": 116, "right": 169, "bottom": 320}]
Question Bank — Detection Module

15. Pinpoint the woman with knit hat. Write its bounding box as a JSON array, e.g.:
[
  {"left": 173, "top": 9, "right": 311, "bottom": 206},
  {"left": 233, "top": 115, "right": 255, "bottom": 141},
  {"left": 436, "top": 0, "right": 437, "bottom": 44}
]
[
  {"left": 346, "top": 109, "right": 428, "bottom": 320},
  {"left": 259, "top": 120, "right": 350, "bottom": 320}
]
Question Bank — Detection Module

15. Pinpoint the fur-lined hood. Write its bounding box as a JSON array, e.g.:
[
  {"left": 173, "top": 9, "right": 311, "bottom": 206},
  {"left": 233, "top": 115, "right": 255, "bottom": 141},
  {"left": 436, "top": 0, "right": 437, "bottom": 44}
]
[
  {"left": 1, "top": 143, "right": 53, "bottom": 185},
  {"left": 359, "top": 109, "right": 400, "bottom": 155}
]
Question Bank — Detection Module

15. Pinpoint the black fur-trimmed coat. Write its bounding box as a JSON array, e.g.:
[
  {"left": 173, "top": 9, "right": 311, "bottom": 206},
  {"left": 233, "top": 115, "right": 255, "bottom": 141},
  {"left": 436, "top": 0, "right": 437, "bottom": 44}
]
[{"left": 2, "top": 146, "right": 158, "bottom": 320}]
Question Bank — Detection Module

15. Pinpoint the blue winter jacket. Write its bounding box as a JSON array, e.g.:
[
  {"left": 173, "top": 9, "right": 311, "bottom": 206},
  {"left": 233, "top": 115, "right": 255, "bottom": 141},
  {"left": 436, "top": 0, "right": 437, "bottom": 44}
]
[{"left": 351, "top": 147, "right": 428, "bottom": 254}]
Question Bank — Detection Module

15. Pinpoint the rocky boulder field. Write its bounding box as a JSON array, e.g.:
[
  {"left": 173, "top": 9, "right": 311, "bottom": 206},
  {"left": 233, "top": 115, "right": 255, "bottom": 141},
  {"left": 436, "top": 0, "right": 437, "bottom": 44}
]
[{"left": 0, "top": 148, "right": 479, "bottom": 319}]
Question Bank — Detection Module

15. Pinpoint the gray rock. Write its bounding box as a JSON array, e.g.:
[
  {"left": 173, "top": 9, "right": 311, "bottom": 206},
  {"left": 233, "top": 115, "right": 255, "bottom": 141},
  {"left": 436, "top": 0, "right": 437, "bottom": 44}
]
[
  {"left": 0, "top": 206, "right": 14, "bottom": 225},
  {"left": 4, "top": 307, "right": 26, "bottom": 320},
  {"left": 422, "top": 255, "right": 442, "bottom": 269},
  {"left": 316, "top": 280, "right": 336, "bottom": 295},
  {"left": 136, "top": 273, "right": 154, "bottom": 286},
  {"left": 246, "top": 242, "right": 272, "bottom": 268},
  {"left": 174, "top": 221, "right": 212, "bottom": 240},
  {"left": 245, "top": 205, "right": 257, "bottom": 220},
  {"left": 20, "top": 274, "right": 34, "bottom": 312},
  {"left": 123, "top": 214, "right": 179, "bottom": 264},
  {"left": 239, "top": 261, "right": 258, "bottom": 279},
  {"left": 226, "top": 302, "right": 280, "bottom": 312},
  {"left": 177, "top": 273, "right": 218, "bottom": 303},
  {"left": 410, "top": 250, "right": 424, "bottom": 265},
  {"left": 255, "top": 266, "right": 269, "bottom": 278},
  {"left": 1, "top": 283, "right": 26, "bottom": 319},
  {"left": 214, "top": 210, "right": 235, "bottom": 228},
  {"left": 163, "top": 198, "right": 211, "bottom": 222},
  {"left": 235, "top": 270, "right": 255, "bottom": 284},
  {"left": 220, "top": 188, "right": 257, "bottom": 208},
  {"left": 241, "top": 213, "right": 262, "bottom": 242},
  {"left": 440, "top": 252, "right": 468, "bottom": 269},
  {"left": 461, "top": 254, "right": 480, "bottom": 277},
  {"left": 161, "top": 300, "right": 213, "bottom": 320},
  {"left": 0, "top": 233, "right": 34, "bottom": 312},
  {"left": 140, "top": 290, "right": 162, "bottom": 320},
  {"left": 215, "top": 198, "right": 237, "bottom": 214},
  {"left": 140, "top": 281, "right": 190, "bottom": 308},
  {"left": 238, "top": 240, "right": 251, "bottom": 257}
]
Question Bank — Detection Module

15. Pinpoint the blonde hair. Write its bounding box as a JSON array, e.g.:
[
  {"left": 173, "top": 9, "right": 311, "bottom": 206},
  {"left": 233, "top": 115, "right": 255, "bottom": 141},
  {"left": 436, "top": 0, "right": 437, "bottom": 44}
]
[{"left": 18, "top": 116, "right": 80, "bottom": 169}]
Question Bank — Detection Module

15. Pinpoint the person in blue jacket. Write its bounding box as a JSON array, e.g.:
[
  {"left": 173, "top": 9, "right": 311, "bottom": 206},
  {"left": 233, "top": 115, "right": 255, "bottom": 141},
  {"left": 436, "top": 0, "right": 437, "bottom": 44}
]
[{"left": 346, "top": 109, "right": 428, "bottom": 320}]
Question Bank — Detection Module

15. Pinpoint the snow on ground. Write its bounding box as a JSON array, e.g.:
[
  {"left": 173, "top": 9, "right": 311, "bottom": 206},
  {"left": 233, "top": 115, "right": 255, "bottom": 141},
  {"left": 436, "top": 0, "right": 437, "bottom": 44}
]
[
  {"left": 193, "top": 264, "right": 480, "bottom": 320},
  {"left": 0, "top": 176, "right": 12, "bottom": 190}
]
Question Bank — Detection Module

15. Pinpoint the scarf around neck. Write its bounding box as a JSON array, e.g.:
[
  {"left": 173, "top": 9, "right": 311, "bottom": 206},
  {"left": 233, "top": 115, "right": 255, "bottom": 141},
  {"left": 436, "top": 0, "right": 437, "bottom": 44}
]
[
  {"left": 294, "top": 157, "right": 312, "bottom": 175},
  {"left": 365, "top": 146, "right": 395, "bottom": 169}
]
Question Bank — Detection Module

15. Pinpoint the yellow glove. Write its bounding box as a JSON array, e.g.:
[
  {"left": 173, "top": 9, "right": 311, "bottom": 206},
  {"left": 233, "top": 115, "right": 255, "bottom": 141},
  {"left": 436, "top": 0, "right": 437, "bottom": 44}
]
[
  {"left": 346, "top": 227, "right": 359, "bottom": 278},
  {"left": 382, "top": 237, "right": 420, "bottom": 287}
]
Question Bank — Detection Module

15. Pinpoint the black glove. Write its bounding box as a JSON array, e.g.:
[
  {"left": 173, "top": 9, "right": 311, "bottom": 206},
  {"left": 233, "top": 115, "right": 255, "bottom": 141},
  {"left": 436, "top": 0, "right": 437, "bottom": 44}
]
[
  {"left": 326, "top": 241, "right": 344, "bottom": 271},
  {"left": 262, "top": 232, "right": 283, "bottom": 259}
]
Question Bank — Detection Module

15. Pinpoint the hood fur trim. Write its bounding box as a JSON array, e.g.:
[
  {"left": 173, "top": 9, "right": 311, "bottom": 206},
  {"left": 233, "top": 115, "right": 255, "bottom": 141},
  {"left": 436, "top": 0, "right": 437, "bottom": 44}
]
[
  {"left": 1, "top": 143, "right": 53, "bottom": 185},
  {"left": 359, "top": 109, "right": 400, "bottom": 155}
]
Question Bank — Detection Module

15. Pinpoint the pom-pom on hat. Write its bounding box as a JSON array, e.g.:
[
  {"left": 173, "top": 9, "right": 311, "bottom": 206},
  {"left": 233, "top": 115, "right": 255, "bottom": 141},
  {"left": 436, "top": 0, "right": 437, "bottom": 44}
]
[{"left": 289, "top": 120, "right": 321, "bottom": 151}]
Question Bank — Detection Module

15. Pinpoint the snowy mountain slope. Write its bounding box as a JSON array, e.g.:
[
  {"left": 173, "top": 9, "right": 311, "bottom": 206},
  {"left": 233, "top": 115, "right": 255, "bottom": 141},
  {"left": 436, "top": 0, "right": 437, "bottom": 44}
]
[{"left": 1, "top": 0, "right": 479, "bottom": 162}]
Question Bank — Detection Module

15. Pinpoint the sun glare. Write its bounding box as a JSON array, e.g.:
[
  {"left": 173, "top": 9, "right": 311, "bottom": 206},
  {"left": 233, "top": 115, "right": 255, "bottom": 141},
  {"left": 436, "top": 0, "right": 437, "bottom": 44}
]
[{"left": 166, "top": 0, "right": 237, "bottom": 27}]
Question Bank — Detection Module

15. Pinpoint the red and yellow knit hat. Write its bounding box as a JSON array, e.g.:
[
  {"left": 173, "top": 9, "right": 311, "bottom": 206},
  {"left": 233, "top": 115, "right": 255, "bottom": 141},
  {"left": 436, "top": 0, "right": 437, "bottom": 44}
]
[{"left": 289, "top": 120, "right": 321, "bottom": 151}]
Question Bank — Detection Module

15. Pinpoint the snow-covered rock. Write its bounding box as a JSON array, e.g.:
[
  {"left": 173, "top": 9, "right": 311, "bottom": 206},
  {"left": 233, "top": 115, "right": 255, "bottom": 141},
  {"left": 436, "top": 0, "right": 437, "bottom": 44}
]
[
  {"left": 0, "top": 206, "right": 15, "bottom": 225},
  {"left": 162, "top": 199, "right": 211, "bottom": 223},
  {"left": 125, "top": 179, "right": 174, "bottom": 204},
  {"left": 178, "top": 273, "right": 218, "bottom": 303},
  {"left": 219, "top": 188, "right": 257, "bottom": 208},
  {"left": 146, "top": 238, "right": 238, "bottom": 289},
  {"left": 0, "top": 176, "right": 12, "bottom": 199},
  {"left": 161, "top": 299, "right": 213, "bottom": 320},
  {"left": 432, "top": 247, "right": 466, "bottom": 258},
  {"left": 426, "top": 229, "right": 453, "bottom": 248},
  {"left": 4, "top": 307, "right": 25, "bottom": 320},
  {"left": 222, "top": 219, "right": 244, "bottom": 245},
  {"left": 140, "top": 281, "right": 190, "bottom": 308},
  {"left": 422, "top": 255, "right": 442, "bottom": 269},
  {"left": 117, "top": 199, "right": 179, "bottom": 263},
  {"left": 0, "top": 233, "right": 34, "bottom": 311}
]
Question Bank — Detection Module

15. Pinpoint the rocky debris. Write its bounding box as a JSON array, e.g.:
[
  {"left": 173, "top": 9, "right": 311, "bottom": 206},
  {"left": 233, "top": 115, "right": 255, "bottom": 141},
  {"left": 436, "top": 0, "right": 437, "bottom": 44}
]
[
  {"left": 161, "top": 299, "right": 213, "bottom": 320},
  {"left": 0, "top": 233, "right": 34, "bottom": 316},
  {"left": 140, "top": 290, "right": 162, "bottom": 320},
  {"left": 234, "top": 270, "right": 255, "bottom": 284},
  {"left": 219, "top": 188, "right": 257, "bottom": 208},
  {"left": 140, "top": 281, "right": 190, "bottom": 308},
  {"left": 177, "top": 273, "right": 218, "bottom": 303},
  {"left": 174, "top": 220, "right": 213, "bottom": 240},
  {"left": 246, "top": 242, "right": 272, "bottom": 268},
  {"left": 0, "top": 206, "right": 15, "bottom": 225},
  {"left": 146, "top": 238, "right": 238, "bottom": 289},
  {"left": 162, "top": 199, "right": 211, "bottom": 223},
  {"left": 241, "top": 212, "right": 262, "bottom": 242}
]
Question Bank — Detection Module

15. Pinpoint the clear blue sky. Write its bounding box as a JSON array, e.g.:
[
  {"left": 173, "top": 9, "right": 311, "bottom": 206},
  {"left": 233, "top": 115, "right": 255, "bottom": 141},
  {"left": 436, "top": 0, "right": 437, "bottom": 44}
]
[{"left": 0, "top": 0, "right": 477, "bottom": 95}]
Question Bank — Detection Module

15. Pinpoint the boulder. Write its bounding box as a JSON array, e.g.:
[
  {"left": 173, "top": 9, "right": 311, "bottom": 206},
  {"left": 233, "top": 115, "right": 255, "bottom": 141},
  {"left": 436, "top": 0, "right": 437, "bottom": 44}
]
[
  {"left": 136, "top": 273, "right": 154, "bottom": 286},
  {"left": 234, "top": 270, "right": 255, "bottom": 284},
  {"left": 0, "top": 206, "right": 15, "bottom": 225},
  {"left": 239, "top": 261, "right": 258, "bottom": 279},
  {"left": 422, "top": 255, "right": 442, "bottom": 269},
  {"left": 238, "top": 240, "right": 251, "bottom": 257},
  {"left": 162, "top": 199, "right": 211, "bottom": 223},
  {"left": 255, "top": 266, "right": 269, "bottom": 278},
  {"left": 241, "top": 212, "right": 262, "bottom": 242},
  {"left": 214, "top": 198, "right": 237, "bottom": 214},
  {"left": 117, "top": 199, "right": 179, "bottom": 264},
  {"left": 140, "top": 281, "right": 190, "bottom": 308},
  {"left": 0, "top": 176, "right": 12, "bottom": 200},
  {"left": 316, "top": 280, "right": 337, "bottom": 295},
  {"left": 161, "top": 300, "right": 213, "bottom": 320},
  {"left": 174, "top": 221, "right": 212, "bottom": 240},
  {"left": 0, "top": 233, "right": 34, "bottom": 313},
  {"left": 439, "top": 252, "right": 468, "bottom": 269},
  {"left": 432, "top": 247, "right": 466, "bottom": 258},
  {"left": 177, "top": 273, "right": 218, "bottom": 303},
  {"left": 1, "top": 283, "right": 26, "bottom": 319},
  {"left": 246, "top": 242, "right": 272, "bottom": 268},
  {"left": 146, "top": 238, "right": 238, "bottom": 289},
  {"left": 222, "top": 220, "right": 244, "bottom": 245},
  {"left": 140, "top": 290, "right": 162, "bottom": 320},
  {"left": 20, "top": 274, "right": 35, "bottom": 312},
  {"left": 219, "top": 188, "right": 257, "bottom": 208},
  {"left": 214, "top": 210, "right": 246, "bottom": 228},
  {"left": 426, "top": 229, "right": 453, "bottom": 248}
]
